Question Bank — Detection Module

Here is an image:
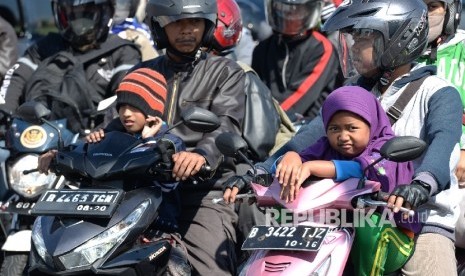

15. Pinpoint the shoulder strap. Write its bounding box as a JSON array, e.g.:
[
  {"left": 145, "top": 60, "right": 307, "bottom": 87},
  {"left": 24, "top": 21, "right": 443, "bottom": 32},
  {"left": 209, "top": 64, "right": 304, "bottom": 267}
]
[
  {"left": 77, "top": 35, "right": 132, "bottom": 64},
  {"left": 386, "top": 75, "right": 429, "bottom": 125}
]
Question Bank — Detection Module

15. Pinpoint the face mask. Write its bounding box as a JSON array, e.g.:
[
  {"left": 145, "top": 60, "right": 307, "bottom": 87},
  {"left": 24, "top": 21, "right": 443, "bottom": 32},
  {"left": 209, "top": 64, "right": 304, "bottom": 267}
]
[{"left": 428, "top": 14, "right": 445, "bottom": 43}]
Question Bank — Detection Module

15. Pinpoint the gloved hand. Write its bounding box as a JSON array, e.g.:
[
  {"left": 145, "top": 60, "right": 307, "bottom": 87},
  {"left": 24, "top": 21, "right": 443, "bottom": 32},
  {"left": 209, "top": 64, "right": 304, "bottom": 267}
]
[
  {"left": 222, "top": 168, "right": 272, "bottom": 204},
  {"left": 388, "top": 180, "right": 431, "bottom": 212}
]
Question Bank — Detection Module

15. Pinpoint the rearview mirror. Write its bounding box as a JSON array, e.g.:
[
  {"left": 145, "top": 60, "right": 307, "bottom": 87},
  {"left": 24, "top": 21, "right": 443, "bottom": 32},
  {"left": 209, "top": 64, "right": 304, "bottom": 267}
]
[
  {"left": 380, "top": 136, "right": 427, "bottom": 162},
  {"left": 181, "top": 106, "right": 221, "bottom": 133},
  {"left": 215, "top": 132, "right": 248, "bottom": 157},
  {"left": 16, "top": 101, "right": 51, "bottom": 125}
]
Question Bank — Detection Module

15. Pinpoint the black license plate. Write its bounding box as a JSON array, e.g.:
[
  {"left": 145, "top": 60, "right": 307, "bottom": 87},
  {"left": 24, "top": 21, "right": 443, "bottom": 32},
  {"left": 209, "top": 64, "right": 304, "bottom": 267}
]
[
  {"left": 242, "top": 225, "right": 329, "bottom": 251},
  {"left": 31, "top": 189, "right": 123, "bottom": 218}
]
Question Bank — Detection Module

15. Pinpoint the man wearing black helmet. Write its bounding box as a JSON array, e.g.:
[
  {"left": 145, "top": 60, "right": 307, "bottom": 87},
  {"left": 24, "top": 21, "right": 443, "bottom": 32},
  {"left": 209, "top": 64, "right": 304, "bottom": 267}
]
[
  {"left": 251, "top": 0, "right": 342, "bottom": 121},
  {"left": 133, "top": 0, "right": 247, "bottom": 275},
  {"left": 0, "top": 0, "right": 141, "bottom": 127},
  {"left": 225, "top": 0, "right": 462, "bottom": 274}
]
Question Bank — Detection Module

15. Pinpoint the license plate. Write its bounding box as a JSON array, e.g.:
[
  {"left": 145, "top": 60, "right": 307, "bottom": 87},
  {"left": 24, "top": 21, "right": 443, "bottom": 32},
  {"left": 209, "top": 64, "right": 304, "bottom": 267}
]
[
  {"left": 5, "top": 201, "right": 36, "bottom": 215},
  {"left": 242, "top": 225, "right": 329, "bottom": 251},
  {"left": 31, "top": 189, "right": 123, "bottom": 218}
]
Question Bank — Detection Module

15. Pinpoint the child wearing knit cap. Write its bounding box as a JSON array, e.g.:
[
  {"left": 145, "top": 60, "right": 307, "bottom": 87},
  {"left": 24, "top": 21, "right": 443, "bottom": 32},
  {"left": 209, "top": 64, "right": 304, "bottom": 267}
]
[{"left": 38, "top": 68, "right": 184, "bottom": 233}]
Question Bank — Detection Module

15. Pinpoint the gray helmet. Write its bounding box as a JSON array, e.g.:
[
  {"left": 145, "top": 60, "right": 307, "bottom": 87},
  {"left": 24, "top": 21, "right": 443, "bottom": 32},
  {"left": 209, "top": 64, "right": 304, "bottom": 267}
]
[
  {"left": 439, "top": 0, "right": 462, "bottom": 36},
  {"left": 52, "top": 0, "right": 115, "bottom": 48},
  {"left": 322, "top": 0, "right": 428, "bottom": 73},
  {"left": 146, "top": 0, "right": 218, "bottom": 49},
  {"left": 113, "top": 0, "right": 140, "bottom": 24}
]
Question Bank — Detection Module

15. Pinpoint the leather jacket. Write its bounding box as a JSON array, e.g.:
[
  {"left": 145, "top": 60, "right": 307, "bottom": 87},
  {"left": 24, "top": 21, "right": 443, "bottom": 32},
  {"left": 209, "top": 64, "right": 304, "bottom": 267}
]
[{"left": 133, "top": 51, "right": 246, "bottom": 190}]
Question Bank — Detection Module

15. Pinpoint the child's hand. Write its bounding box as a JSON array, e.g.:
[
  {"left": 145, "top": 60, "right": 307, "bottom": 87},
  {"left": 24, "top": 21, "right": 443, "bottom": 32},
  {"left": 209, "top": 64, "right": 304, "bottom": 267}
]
[
  {"left": 85, "top": 129, "right": 105, "bottom": 143},
  {"left": 141, "top": 116, "right": 163, "bottom": 138},
  {"left": 37, "top": 150, "right": 57, "bottom": 175},
  {"left": 276, "top": 151, "right": 302, "bottom": 188},
  {"left": 279, "top": 162, "right": 312, "bottom": 203}
]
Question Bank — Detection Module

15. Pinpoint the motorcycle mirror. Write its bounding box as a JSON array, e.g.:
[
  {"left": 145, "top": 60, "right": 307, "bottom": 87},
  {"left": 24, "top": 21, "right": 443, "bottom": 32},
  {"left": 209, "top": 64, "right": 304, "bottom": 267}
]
[
  {"left": 180, "top": 106, "right": 221, "bottom": 133},
  {"left": 215, "top": 132, "right": 257, "bottom": 175},
  {"left": 358, "top": 136, "right": 426, "bottom": 189},
  {"left": 215, "top": 132, "right": 248, "bottom": 157},
  {"left": 379, "top": 136, "right": 427, "bottom": 162},
  {"left": 16, "top": 101, "right": 51, "bottom": 125}
]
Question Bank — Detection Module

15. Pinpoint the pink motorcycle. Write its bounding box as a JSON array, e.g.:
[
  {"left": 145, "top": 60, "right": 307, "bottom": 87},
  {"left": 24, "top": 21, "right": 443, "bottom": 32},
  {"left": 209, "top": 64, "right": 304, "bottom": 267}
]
[{"left": 214, "top": 133, "right": 426, "bottom": 276}]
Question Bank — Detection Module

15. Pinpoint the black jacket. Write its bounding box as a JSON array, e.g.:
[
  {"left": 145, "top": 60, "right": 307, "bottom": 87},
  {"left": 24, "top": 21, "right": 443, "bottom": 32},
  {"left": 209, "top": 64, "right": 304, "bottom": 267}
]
[
  {"left": 0, "top": 33, "right": 141, "bottom": 114},
  {"left": 252, "top": 30, "right": 342, "bottom": 119},
  {"left": 133, "top": 52, "right": 246, "bottom": 191},
  {"left": 0, "top": 15, "right": 17, "bottom": 82}
]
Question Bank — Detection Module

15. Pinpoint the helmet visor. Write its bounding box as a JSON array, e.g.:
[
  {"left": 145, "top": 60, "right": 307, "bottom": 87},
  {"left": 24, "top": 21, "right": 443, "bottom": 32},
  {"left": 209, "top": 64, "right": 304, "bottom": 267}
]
[
  {"left": 55, "top": 3, "right": 102, "bottom": 36},
  {"left": 338, "top": 29, "right": 384, "bottom": 79},
  {"left": 266, "top": 0, "right": 323, "bottom": 35},
  {"left": 154, "top": 13, "right": 217, "bottom": 28}
]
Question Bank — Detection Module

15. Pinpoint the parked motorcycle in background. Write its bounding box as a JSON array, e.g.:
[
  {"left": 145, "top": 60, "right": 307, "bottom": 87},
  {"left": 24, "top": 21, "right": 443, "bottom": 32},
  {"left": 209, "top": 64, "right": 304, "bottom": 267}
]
[
  {"left": 0, "top": 107, "right": 78, "bottom": 275},
  {"left": 214, "top": 133, "right": 426, "bottom": 276}
]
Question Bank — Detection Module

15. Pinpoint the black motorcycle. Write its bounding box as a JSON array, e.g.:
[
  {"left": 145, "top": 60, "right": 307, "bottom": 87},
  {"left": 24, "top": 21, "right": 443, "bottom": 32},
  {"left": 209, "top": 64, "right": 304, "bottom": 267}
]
[
  {"left": 20, "top": 102, "right": 220, "bottom": 275},
  {"left": 0, "top": 107, "right": 78, "bottom": 275}
]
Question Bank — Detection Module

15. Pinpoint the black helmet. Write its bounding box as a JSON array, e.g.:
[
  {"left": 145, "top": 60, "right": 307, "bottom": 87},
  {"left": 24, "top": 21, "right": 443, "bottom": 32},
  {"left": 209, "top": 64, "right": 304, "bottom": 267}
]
[
  {"left": 52, "top": 0, "right": 115, "bottom": 49},
  {"left": 322, "top": 0, "right": 428, "bottom": 78},
  {"left": 146, "top": 0, "right": 218, "bottom": 50},
  {"left": 265, "top": 0, "right": 324, "bottom": 36},
  {"left": 113, "top": 0, "right": 140, "bottom": 24}
]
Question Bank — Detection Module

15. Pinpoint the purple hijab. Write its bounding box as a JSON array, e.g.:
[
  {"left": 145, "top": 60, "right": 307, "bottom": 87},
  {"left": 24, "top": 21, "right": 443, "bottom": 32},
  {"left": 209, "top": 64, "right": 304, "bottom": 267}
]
[{"left": 299, "top": 86, "right": 414, "bottom": 193}]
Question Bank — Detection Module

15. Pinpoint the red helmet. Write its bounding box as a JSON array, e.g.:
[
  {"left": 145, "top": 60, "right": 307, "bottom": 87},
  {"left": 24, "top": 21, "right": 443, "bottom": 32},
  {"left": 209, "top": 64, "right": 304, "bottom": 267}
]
[{"left": 212, "top": 0, "right": 243, "bottom": 54}]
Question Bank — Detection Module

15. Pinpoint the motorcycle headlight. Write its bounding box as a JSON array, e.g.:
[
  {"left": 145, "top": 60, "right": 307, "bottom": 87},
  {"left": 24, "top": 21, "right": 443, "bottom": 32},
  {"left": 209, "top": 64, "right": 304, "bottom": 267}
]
[
  {"left": 58, "top": 200, "right": 150, "bottom": 270},
  {"left": 32, "top": 217, "right": 54, "bottom": 266},
  {"left": 8, "top": 154, "right": 57, "bottom": 198}
]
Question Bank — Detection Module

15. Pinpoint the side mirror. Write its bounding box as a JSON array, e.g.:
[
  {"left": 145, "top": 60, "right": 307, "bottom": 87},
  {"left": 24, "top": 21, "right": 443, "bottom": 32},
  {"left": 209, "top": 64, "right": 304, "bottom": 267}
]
[
  {"left": 215, "top": 132, "right": 248, "bottom": 157},
  {"left": 16, "top": 101, "right": 51, "bottom": 125},
  {"left": 380, "top": 136, "right": 427, "bottom": 162},
  {"left": 358, "top": 136, "right": 426, "bottom": 189},
  {"left": 180, "top": 106, "right": 221, "bottom": 133}
]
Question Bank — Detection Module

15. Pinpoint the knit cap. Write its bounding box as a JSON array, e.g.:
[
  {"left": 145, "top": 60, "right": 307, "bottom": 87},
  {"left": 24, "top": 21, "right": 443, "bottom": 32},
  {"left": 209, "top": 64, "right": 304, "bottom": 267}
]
[{"left": 116, "top": 68, "right": 167, "bottom": 117}]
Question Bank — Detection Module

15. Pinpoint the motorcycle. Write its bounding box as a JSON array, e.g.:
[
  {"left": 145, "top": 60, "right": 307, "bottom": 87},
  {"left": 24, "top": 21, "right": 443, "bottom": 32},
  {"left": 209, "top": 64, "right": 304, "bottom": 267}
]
[
  {"left": 21, "top": 101, "right": 220, "bottom": 275},
  {"left": 0, "top": 108, "right": 78, "bottom": 275},
  {"left": 214, "top": 132, "right": 426, "bottom": 275}
]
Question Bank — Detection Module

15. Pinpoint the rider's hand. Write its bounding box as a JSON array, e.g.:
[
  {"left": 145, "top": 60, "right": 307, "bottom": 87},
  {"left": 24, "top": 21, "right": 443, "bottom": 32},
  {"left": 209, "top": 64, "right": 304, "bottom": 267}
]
[
  {"left": 455, "top": 150, "right": 465, "bottom": 183},
  {"left": 276, "top": 151, "right": 302, "bottom": 191},
  {"left": 85, "top": 129, "right": 105, "bottom": 143},
  {"left": 141, "top": 116, "right": 163, "bottom": 138},
  {"left": 387, "top": 180, "right": 430, "bottom": 213},
  {"left": 223, "top": 171, "right": 254, "bottom": 204},
  {"left": 37, "top": 150, "right": 58, "bottom": 175},
  {"left": 172, "top": 151, "right": 206, "bottom": 181},
  {"left": 223, "top": 168, "right": 273, "bottom": 204}
]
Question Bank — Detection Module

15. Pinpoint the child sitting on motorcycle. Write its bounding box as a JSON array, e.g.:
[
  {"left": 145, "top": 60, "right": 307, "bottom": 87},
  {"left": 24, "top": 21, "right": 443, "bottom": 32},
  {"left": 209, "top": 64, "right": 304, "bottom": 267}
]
[
  {"left": 274, "top": 86, "right": 419, "bottom": 275},
  {"left": 38, "top": 68, "right": 191, "bottom": 273},
  {"left": 276, "top": 86, "right": 414, "bottom": 203}
]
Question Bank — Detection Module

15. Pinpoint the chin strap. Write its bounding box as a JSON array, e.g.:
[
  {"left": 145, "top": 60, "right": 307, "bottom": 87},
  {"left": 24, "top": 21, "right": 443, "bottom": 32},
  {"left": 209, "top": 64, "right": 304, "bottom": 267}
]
[{"left": 379, "top": 69, "right": 393, "bottom": 86}]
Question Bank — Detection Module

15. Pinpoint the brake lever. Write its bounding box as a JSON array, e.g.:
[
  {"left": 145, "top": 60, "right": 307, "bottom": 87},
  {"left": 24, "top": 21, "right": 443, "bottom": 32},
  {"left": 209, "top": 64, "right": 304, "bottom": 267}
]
[
  {"left": 357, "top": 197, "right": 415, "bottom": 216},
  {"left": 212, "top": 193, "right": 255, "bottom": 204}
]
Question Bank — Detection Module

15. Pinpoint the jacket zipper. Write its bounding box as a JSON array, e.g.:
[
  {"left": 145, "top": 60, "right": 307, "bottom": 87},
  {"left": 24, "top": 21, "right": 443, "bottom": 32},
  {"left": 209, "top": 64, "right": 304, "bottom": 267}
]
[{"left": 167, "top": 73, "right": 179, "bottom": 125}]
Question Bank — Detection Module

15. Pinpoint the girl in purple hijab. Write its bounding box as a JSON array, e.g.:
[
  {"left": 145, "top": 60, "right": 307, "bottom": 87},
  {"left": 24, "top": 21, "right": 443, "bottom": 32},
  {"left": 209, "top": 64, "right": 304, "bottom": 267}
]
[{"left": 276, "top": 86, "right": 414, "bottom": 202}]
